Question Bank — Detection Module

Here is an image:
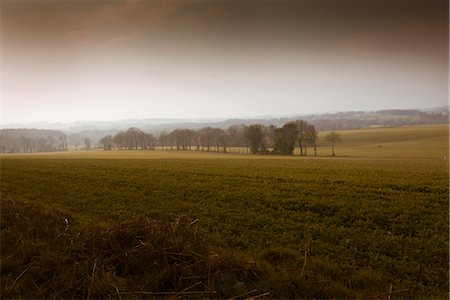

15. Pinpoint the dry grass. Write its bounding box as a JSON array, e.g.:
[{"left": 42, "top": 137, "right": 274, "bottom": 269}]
[{"left": 1, "top": 199, "right": 266, "bottom": 299}]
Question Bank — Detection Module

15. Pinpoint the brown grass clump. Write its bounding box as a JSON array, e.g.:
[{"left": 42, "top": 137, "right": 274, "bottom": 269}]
[{"left": 0, "top": 199, "right": 264, "bottom": 299}]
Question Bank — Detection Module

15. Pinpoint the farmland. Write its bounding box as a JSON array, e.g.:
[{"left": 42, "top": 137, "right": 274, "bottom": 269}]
[{"left": 1, "top": 125, "right": 449, "bottom": 298}]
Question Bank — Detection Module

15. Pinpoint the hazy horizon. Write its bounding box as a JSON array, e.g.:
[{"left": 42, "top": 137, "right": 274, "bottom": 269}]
[
  {"left": 2, "top": 103, "right": 448, "bottom": 128},
  {"left": 2, "top": 0, "right": 448, "bottom": 124}
]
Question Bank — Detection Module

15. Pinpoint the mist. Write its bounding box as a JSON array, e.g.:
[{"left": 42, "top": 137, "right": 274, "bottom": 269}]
[{"left": 2, "top": 0, "right": 448, "bottom": 124}]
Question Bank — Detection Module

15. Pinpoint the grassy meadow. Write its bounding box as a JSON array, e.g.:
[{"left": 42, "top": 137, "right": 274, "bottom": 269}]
[{"left": 1, "top": 125, "right": 449, "bottom": 298}]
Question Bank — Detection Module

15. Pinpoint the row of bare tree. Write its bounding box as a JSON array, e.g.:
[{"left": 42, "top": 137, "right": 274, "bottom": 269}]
[
  {"left": 0, "top": 129, "right": 68, "bottom": 153},
  {"left": 99, "top": 120, "right": 342, "bottom": 155}
]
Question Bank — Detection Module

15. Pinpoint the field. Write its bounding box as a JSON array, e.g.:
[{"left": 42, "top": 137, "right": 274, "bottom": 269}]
[{"left": 1, "top": 125, "right": 449, "bottom": 298}]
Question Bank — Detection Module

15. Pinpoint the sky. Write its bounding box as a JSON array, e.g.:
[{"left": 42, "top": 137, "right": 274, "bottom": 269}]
[{"left": 2, "top": 0, "right": 448, "bottom": 124}]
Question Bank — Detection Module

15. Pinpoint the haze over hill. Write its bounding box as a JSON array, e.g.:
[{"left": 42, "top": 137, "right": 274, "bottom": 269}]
[
  {"left": 2, "top": 106, "right": 448, "bottom": 149},
  {"left": 3, "top": 0, "right": 448, "bottom": 124},
  {"left": 4, "top": 106, "right": 448, "bottom": 131}
]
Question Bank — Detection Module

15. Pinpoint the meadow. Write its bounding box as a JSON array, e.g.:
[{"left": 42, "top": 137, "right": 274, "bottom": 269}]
[{"left": 1, "top": 125, "right": 449, "bottom": 298}]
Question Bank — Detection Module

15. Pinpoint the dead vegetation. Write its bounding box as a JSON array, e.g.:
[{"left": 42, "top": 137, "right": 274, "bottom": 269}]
[{"left": 1, "top": 199, "right": 266, "bottom": 299}]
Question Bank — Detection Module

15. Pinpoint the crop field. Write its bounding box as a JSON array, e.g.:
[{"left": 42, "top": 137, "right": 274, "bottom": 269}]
[
  {"left": 1, "top": 125, "right": 449, "bottom": 298},
  {"left": 315, "top": 125, "right": 449, "bottom": 159}
]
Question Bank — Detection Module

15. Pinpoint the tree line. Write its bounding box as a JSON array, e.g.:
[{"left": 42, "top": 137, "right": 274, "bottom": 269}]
[
  {"left": 99, "top": 120, "right": 342, "bottom": 156},
  {"left": 0, "top": 129, "right": 68, "bottom": 153}
]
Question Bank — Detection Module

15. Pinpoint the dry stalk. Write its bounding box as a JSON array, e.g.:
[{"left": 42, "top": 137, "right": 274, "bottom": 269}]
[
  {"left": 245, "top": 291, "right": 271, "bottom": 299},
  {"left": 87, "top": 262, "right": 97, "bottom": 299},
  {"left": 170, "top": 281, "right": 203, "bottom": 299},
  {"left": 387, "top": 283, "right": 393, "bottom": 300},
  {"left": 229, "top": 289, "right": 259, "bottom": 299},
  {"left": 8, "top": 264, "right": 32, "bottom": 293},
  {"left": 298, "top": 250, "right": 308, "bottom": 279},
  {"left": 364, "top": 288, "right": 411, "bottom": 300},
  {"left": 111, "top": 284, "right": 122, "bottom": 300},
  {"left": 411, "top": 265, "right": 423, "bottom": 300}
]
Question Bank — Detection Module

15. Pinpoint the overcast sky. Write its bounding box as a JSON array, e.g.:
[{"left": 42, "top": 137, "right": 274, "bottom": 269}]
[{"left": 2, "top": 0, "right": 448, "bottom": 124}]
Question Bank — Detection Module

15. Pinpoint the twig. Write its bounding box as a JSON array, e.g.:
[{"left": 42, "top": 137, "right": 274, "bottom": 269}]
[
  {"left": 117, "top": 291, "right": 213, "bottom": 295},
  {"left": 298, "top": 250, "right": 308, "bottom": 279},
  {"left": 387, "top": 284, "right": 393, "bottom": 300},
  {"left": 229, "top": 289, "right": 259, "bottom": 299},
  {"left": 87, "top": 262, "right": 97, "bottom": 299},
  {"left": 411, "top": 265, "right": 423, "bottom": 300},
  {"left": 170, "top": 281, "right": 203, "bottom": 299},
  {"left": 245, "top": 291, "right": 271, "bottom": 299},
  {"left": 8, "top": 264, "right": 32, "bottom": 293},
  {"left": 364, "top": 289, "right": 411, "bottom": 299},
  {"left": 111, "top": 284, "right": 122, "bottom": 300}
]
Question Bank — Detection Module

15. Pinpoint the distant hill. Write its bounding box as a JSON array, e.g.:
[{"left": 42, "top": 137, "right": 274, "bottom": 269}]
[
  {"left": 3, "top": 107, "right": 448, "bottom": 145},
  {"left": 375, "top": 109, "right": 421, "bottom": 115}
]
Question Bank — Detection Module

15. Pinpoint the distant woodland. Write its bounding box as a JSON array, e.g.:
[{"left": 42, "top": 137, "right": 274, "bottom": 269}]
[
  {"left": 0, "top": 129, "right": 68, "bottom": 153},
  {"left": 99, "top": 120, "right": 320, "bottom": 156},
  {"left": 1, "top": 108, "right": 447, "bottom": 154},
  {"left": 0, "top": 121, "right": 323, "bottom": 156}
]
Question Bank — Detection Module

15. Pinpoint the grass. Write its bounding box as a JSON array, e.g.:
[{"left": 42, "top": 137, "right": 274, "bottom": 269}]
[
  {"left": 315, "top": 125, "right": 449, "bottom": 158},
  {"left": 1, "top": 125, "right": 449, "bottom": 298}
]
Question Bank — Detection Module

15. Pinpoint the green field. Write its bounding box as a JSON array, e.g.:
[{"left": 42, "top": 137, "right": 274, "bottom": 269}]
[
  {"left": 315, "top": 125, "right": 449, "bottom": 159},
  {"left": 1, "top": 125, "right": 449, "bottom": 298}
]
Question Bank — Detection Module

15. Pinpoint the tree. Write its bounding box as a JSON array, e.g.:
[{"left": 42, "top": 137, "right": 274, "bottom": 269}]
[
  {"left": 305, "top": 124, "right": 318, "bottom": 156},
  {"left": 325, "top": 131, "right": 342, "bottom": 156},
  {"left": 99, "top": 135, "right": 113, "bottom": 150},
  {"left": 198, "top": 127, "right": 216, "bottom": 151},
  {"left": 158, "top": 132, "right": 169, "bottom": 150},
  {"left": 142, "top": 133, "right": 156, "bottom": 150},
  {"left": 274, "top": 123, "right": 298, "bottom": 155},
  {"left": 58, "top": 135, "right": 68, "bottom": 151},
  {"left": 214, "top": 129, "right": 229, "bottom": 152},
  {"left": 263, "top": 125, "right": 277, "bottom": 151},
  {"left": 112, "top": 131, "right": 127, "bottom": 150},
  {"left": 243, "top": 124, "right": 264, "bottom": 154},
  {"left": 226, "top": 125, "right": 246, "bottom": 153},
  {"left": 291, "top": 120, "right": 312, "bottom": 156},
  {"left": 48, "top": 136, "right": 56, "bottom": 151},
  {"left": 84, "top": 138, "right": 92, "bottom": 151},
  {"left": 126, "top": 127, "right": 143, "bottom": 150}
]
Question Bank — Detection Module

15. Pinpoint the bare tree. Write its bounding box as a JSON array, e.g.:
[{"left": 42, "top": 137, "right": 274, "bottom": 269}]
[
  {"left": 112, "top": 131, "right": 127, "bottom": 150},
  {"left": 84, "top": 138, "right": 92, "bottom": 150},
  {"left": 325, "top": 131, "right": 342, "bottom": 156},
  {"left": 305, "top": 124, "right": 318, "bottom": 156},
  {"left": 58, "top": 135, "right": 68, "bottom": 151},
  {"left": 214, "top": 129, "right": 229, "bottom": 152},
  {"left": 263, "top": 125, "right": 276, "bottom": 151},
  {"left": 126, "top": 127, "right": 143, "bottom": 150},
  {"left": 243, "top": 124, "right": 264, "bottom": 154},
  {"left": 99, "top": 135, "right": 113, "bottom": 150},
  {"left": 226, "top": 124, "right": 246, "bottom": 152},
  {"left": 291, "top": 120, "right": 311, "bottom": 156},
  {"left": 158, "top": 132, "right": 167, "bottom": 150},
  {"left": 143, "top": 133, "right": 156, "bottom": 150},
  {"left": 48, "top": 136, "right": 56, "bottom": 151},
  {"left": 198, "top": 127, "right": 215, "bottom": 151}
]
